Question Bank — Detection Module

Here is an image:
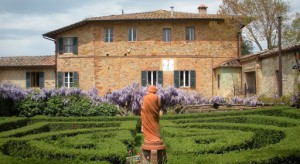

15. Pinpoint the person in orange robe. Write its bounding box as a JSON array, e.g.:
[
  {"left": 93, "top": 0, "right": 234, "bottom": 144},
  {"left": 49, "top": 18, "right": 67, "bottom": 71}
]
[{"left": 141, "top": 85, "right": 163, "bottom": 143}]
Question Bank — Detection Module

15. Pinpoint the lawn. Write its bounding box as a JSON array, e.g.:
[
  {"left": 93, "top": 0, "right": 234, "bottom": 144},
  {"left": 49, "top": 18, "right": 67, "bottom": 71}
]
[{"left": 0, "top": 106, "right": 300, "bottom": 163}]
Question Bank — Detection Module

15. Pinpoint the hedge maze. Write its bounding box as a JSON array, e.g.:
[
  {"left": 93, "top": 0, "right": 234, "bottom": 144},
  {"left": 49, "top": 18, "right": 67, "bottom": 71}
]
[{"left": 1, "top": 107, "right": 300, "bottom": 163}]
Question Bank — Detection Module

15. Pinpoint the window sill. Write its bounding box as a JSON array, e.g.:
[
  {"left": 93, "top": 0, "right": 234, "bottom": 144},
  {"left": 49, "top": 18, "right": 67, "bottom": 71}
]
[
  {"left": 185, "top": 41, "right": 196, "bottom": 43},
  {"left": 28, "top": 87, "right": 41, "bottom": 89},
  {"left": 179, "top": 86, "right": 190, "bottom": 89}
]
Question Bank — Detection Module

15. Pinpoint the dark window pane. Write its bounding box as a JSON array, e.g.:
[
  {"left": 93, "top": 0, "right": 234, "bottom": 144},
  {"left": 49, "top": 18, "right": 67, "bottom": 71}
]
[
  {"left": 185, "top": 71, "right": 189, "bottom": 86},
  {"left": 148, "top": 71, "right": 151, "bottom": 85},
  {"left": 153, "top": 71, "right": 157, "bottom": 85},
  {"left": 180, "top": 71, "right": 184, "bottom": 86}
]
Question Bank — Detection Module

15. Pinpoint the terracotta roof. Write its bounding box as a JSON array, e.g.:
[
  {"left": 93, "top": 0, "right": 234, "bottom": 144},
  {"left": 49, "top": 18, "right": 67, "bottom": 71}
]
[
  {"left": 86, "top": 10, "right": 223, "bottom": 21},
  {"left": 214, "top": 58, "right": 241, "bottom": 69},
  {"left": 43, "top": 9, "right": 237, "bottom": 39},
  {"left": 0, "top": 56, "right": 55, "bottom": 67},
  {"left": 240, "top": 42, "right": 300, "bottom": 61}
]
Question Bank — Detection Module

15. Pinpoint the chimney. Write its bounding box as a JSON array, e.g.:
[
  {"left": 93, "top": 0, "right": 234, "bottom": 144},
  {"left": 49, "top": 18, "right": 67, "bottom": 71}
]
[
  {"left": 170, "top": 6, "right": 174, "bottom": 17},
  {"left": 198, "top": 4, "right": 208, "bottom": 15}
]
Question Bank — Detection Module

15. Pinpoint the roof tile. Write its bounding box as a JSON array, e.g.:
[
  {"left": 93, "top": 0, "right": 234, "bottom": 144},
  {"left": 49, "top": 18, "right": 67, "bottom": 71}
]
[
  {"left": 0, "top": 56, "right": 55, "bottom": 67},
  {"left": 86, "top": 10, "right": 223, "bottom": 21}
]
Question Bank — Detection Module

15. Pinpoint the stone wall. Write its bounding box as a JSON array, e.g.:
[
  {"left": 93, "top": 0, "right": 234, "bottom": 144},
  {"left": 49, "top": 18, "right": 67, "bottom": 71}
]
[
  {"left": 241, "top": 52, "right": 300, "bottom": 97},
  {"left": 261, "top": 54, "right": 299, "bottom": 97},
  {"left": 56, "top": 19, "right": 239, "bottom": 96},
  {"left": 0, "top": 67, "right": 55, "bottom": 89},
  {"left": 57, "top": 57, "right": 95, "bottom": 90},
  {"left": 94, "top": 57, "right": 227, "bottom": 96}
]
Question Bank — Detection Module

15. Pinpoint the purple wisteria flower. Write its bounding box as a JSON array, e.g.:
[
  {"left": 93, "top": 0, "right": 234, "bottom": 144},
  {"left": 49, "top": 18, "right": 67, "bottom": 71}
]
[{"left": 0, "top": 82, "right": 28, "bottom": 101}]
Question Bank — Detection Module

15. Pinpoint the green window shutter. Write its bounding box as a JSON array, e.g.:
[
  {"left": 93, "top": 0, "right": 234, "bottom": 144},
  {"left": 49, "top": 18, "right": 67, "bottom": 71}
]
[
  {"left": 58, "top": 72, "right": 63, "bottom": 88},
  {"left": 74, "top": 72, "right": 79, "bottom": 87},
  {"left": 174, "top": 70, "right": 179, "bottom": 88},
  {"left": 128, "top": 29, "right": 131, "bottom": 41},
  {"left": 58, "top": 37, "right": 63, "bottom": 54},
  {"left": 158, "top": 71, "right": 163, "bottom": 86},
  {"left": 26, "top": 72, "right": 31, "bottom": 88},
  {"left": 73, "top": 37, "right": 78, "bottom": 55},
  {"left": 190, "top": 70, "right": 196, "bottom": 89},
  {"left": 141, "top": 71, "right": 147, "bottom": 87},
  {"left": 39, "top": 72, "right": 45, "bottom": 88}
]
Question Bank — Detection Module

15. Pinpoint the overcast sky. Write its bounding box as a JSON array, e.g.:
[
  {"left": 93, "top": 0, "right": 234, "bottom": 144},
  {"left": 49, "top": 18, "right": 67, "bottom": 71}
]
[{"left": 0, "top": 0, "right": 299, "bottom": 57}]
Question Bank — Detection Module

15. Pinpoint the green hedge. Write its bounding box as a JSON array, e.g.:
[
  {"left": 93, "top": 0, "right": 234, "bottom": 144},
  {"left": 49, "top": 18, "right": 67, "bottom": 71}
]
[
  {"left": 1, "top": 106, "right": 300, "bottom": 163},
  {"left": 18, "top": 96, "right": 119, "bottom": 117},
  {"left": 0, "top": 118, "right": 29, "bottom": 132}
]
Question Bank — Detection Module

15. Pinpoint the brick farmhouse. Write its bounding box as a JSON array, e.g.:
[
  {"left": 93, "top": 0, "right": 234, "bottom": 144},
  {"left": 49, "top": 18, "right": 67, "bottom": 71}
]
[
  {"left": 42, "top": 5, "right": 245, "bottom": 96},
  {"left": 1, "top": 5, "right": 300, "bottom": 98}
]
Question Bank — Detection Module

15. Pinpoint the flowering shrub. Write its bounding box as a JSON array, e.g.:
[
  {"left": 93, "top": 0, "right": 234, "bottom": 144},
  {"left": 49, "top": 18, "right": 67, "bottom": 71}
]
[
  {"left": 0, "top": 83, "right": 117, "bottom": 117},
  {"left": 0, "top": 82, "right": 29, "bottom": 116},
  {"left": 0, "top": 82, "right": 28, "bottom": 101},
  {"left": 0, "top": 82, "right": 271, "bottom": 117}
]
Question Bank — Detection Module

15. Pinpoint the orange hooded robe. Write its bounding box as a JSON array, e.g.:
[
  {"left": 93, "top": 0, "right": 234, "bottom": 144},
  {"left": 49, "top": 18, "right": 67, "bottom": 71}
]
[{"left": 141, "top": 86, "right": 162, "bottom": 143}]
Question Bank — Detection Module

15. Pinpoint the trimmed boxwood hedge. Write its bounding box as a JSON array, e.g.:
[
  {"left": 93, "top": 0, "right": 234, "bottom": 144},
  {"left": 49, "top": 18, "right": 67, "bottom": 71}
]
[{"left": 0, "top": 106, "right": 300, "bottom": 163}]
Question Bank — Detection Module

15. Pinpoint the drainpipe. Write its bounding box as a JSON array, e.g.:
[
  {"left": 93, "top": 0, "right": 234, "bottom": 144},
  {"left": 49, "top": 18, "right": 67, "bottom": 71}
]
[
  {"left": 211, "top": 55, "right": 214, "bottom": 97},
  {"left": 277, "top": 16, "right": 283, "bottom": 97},
  {"left": 43, "top": 35, "right": 57, "bottom": 88},
  {"left": 237, "top": 32, "right": 241, "bottom": 58}
]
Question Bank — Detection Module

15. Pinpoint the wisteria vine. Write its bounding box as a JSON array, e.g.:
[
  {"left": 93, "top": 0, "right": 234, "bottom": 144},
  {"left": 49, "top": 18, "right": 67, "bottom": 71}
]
[{"left": 0, "top": 82, "right": 268, "bottom": 114}]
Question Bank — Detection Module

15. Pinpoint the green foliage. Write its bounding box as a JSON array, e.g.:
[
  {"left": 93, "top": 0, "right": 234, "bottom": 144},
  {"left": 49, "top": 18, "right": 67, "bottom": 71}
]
[
  {"left": 16, "top": 95, "right": 119, "bottom": 117},
  {"left": 43, "top": 96, "right": 64, "bottom": 116},
  {"left": 18, "top": 97, "right": 45, "bottom": 117},
  {"left": 241, "top": 38, "right": 254, "bottom": 55},
  {"left": 258, "top": 95, "right": 292, "bottom": 105},
  {"left": 93, "top": 103, "right": 119, "bottom": 116},
  {"left": 135, "top": 118, "right": 141, "bottom": 133},
  {"left": 1, "top": 107, "right": 300, "bottom": 163},
  {"left": 0, "top": 98, "right": 18, "bottom": 116},
  {"left": 0, "top": 118, "right": 28, "bottom": 132},
  {"left": 284, "top": 13, "right": 300, "bottom": 43}
]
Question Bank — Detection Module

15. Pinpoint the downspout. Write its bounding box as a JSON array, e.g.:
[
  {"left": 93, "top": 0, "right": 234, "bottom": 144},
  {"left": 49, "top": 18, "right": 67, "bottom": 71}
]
[
  {"left": 211, "top": 55, "right": 214, "bottom": 97},
  {"left": 237, "top": 32, "right": 241, "bottom": 57},
  {"left": 43, "top": 35, "right": 57, "bottom": 88}
]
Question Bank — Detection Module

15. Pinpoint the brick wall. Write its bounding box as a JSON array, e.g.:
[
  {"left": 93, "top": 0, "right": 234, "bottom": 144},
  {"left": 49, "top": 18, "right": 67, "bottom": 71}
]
[
  {"left": 56, "top": 20, "right": 239, "bottom": 96},
  {"left": 57, "top": 57, "right": 95, "bottom": 90}
]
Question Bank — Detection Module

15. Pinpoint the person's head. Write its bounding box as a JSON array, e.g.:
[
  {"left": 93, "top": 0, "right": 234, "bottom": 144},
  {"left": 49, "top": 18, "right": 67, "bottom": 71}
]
[{"left": 148, "top": 85, "right": 157, "bottom": 93}]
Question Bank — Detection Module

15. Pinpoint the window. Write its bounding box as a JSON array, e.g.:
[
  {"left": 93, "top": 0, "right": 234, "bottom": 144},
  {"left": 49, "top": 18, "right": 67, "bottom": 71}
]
[
  {"left": 186, "top": 27, "right": 195, "bottom": 41},
  {"left": 128, "top": 28, "right": 137, "bottom": 41},
  {"left": 63, "top": 38, "right": 73, "bottom": 53},
  {"left": 141, "top": 71, "right": 163, "bottom": 87},
  {"left": 147, "top": 71, "right": 158, "bottom": 85},
  {"left": 64, "top": 72, "right": 74, "bottom": 88},
  {"left": 30, "top": 72, "right": 40, "bottom": 87},
  {"left": 26, "top": 72, "right": 44, "bottom": 88},
  {"left": 57, "top": 72, "right": 79, "bottom": 88},
  {"left": 163, "top": 28, "right": 171, "bottom": 42},
  {"left": 105, "top": 28, "right": 113, "bottom": 42},
  {"left": 58, "top": 37, "right": 78, "bottom": 54},
  {"left": 180, "top": 71, "right": 190, "bottom": 87},
  {"left": 174, "top": 70, "right": 196, "bottom": 89}
]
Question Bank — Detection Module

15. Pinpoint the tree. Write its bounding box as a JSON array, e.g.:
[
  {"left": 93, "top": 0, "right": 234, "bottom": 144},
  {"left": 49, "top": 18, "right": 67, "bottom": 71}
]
[
  {"left": 241, "top": 37, "right": 254, "bottom": 55},
  {"left": 284, "top": 13, "right": 300, "bottom": 43},
  {"left": 219, "top": 0, "right": 290, "bottom": 51}
]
